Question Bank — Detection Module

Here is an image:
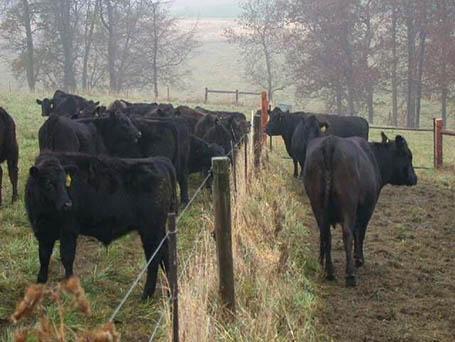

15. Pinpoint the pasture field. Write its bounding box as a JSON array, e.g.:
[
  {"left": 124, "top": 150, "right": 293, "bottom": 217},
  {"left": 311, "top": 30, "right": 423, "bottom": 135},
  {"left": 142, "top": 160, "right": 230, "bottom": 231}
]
[{"left": 0, "top": 91, "right": 454, "bottom": 341}]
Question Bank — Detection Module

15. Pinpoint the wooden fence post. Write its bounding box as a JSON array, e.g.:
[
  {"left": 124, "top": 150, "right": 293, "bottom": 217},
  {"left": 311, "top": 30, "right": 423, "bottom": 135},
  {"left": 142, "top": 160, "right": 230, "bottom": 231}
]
[
  {"left": 261, "top": 92, "right": 269, "bottom": 144},
  {"left": 212, "top": 157, "right": 236, "bottom": 317},
  {"left": 205, "top": 87, "right": 208, "bottom": 104},
  {"left": 434, "top": 118, "right": 443, "bottom": 169},
  {"left": 244, "top": 135, "right": 248, "bottom": 189},
  {"left": 235, "top": 90, "right": 239, "bottom": 106},
  {"left": 253, "top": 114, "right": 262, "bottom": 170},
  {"left": 166, "top": 212, "right": 179, "bottom": 342},
  {"left": 231, "top": 141, "right": 237, "bottom": 193}
]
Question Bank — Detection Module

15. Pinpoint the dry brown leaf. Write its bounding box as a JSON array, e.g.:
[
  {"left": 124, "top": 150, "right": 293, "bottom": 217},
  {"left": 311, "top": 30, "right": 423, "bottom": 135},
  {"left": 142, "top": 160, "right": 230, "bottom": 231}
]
[{"left": 10, "top": 284, "right": 45, "bottom": 323}]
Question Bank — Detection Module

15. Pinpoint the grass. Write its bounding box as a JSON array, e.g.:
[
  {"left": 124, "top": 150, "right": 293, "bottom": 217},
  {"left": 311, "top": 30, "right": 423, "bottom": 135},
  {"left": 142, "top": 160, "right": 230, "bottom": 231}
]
[
  {"left": 0, "top": 90, "right": 454, "bottom": 341},
  {"left": 0, "top": 91, "right": 323, "bottom": 341}
]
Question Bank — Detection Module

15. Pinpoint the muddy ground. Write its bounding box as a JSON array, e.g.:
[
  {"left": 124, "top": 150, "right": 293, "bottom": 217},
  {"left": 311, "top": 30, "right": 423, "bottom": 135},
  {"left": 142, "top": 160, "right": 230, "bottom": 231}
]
[{"left": 291, "top": 170, "right": 455, "bottom": 342}]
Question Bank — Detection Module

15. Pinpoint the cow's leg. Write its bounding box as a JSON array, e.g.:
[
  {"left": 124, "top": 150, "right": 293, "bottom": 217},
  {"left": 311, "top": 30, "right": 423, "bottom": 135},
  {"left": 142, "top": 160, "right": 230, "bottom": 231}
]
[
  {"left": 0, "top": 165, "right": 3, "bottom": 206},
  {"left": 320, "top": 224, "right": 335, "bottom": 280},
  {"left": 60, "top": 233, "right": 77, "bottom": 279},
  {"left": 37, "top": 238, "right": 56, "bottom": 283},
  {"left": 342, "top": 217, "right": 356, "bottom": 287},
  {"left": 178, "top": 171, "right": 189, "bottom": 205},
  {"left": 354, "top": 208, "right": 374, "bottom": 268},
  {"left": 293, "top": 160, "right": 299, "bottom": 178},
  {"left": 140, "top": 230, "right": 164, "bottom": 300},
  {"left": 7, "top": 157, "right": 19, "bottom": 203}
]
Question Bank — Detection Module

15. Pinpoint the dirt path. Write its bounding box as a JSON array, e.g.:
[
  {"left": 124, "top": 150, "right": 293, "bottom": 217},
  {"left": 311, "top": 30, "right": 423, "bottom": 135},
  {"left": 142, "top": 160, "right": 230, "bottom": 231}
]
[{"left": 295, "top": 172, "right": 455, "bottom": 341}]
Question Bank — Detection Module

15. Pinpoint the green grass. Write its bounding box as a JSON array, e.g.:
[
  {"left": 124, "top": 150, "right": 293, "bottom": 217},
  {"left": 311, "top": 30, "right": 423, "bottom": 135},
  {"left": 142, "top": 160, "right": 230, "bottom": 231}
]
[{"left": 0, "top": 90, "right": 454, "bottom": 340}]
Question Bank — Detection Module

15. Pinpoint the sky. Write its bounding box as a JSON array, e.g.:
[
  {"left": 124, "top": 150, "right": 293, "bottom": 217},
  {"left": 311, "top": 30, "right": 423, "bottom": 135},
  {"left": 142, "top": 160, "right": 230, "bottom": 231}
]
[{"left": 171, "top": 0, "right": 240, "bottom": 18}]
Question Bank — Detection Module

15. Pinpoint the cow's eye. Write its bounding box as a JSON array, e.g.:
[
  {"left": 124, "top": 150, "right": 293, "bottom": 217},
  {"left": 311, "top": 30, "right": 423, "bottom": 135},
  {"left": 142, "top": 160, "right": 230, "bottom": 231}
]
[{"left": 45, "top": 180, "right": 54, "bottom": 190}]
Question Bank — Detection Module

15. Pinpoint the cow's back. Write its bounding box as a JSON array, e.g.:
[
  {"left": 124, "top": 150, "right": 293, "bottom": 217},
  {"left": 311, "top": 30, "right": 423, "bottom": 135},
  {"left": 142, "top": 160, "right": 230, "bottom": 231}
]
[
  {"left": 316, "top": 114, "right": 369, "bottom": 139},
  {"left": 304, "top": 136, "right": 379, "bottom": 226}
]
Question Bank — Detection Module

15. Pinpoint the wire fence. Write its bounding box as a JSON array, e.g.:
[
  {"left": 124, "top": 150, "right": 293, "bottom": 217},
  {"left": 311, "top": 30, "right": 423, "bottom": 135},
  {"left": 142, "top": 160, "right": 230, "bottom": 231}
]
[{"left": 105, "top": 133, "right": 249, "bottom": 340}]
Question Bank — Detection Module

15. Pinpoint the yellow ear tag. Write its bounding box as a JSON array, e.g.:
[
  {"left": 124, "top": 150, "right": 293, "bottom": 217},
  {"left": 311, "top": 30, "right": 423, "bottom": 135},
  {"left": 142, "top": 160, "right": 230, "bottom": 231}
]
[{"left": 66, "top": 174, "right": 72, "bottom": 188}]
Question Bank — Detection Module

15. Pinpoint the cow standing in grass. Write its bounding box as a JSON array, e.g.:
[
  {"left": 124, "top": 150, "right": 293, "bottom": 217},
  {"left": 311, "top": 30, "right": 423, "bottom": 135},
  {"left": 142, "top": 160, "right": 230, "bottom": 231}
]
[
  {"left": 0, "top": 108, "right": 19, "bottom": 206},
  {"left": 304, "top": 132, "right": 417, "bottom": 286},
  {"left": 265, "top": 108, "right": 369, "bottom": 178},
  {"left": 25, "top": 152, "right": 177, "bottom": 299}
]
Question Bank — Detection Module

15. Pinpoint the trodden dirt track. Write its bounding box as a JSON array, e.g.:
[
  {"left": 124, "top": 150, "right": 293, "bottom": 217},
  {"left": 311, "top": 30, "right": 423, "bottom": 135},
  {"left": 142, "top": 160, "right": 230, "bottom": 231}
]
[{"left": 293, "top": 171, "right": 455, "bottom": 341}]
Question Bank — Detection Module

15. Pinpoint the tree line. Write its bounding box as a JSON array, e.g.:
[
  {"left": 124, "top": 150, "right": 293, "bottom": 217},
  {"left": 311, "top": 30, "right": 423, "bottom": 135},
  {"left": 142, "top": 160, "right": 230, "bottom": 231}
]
[
  {"left": 0, "top": 0, "right": 198, "bottom": 98},
  {"left": 227, "top": 0, "right": 455, "bottom": 127}
]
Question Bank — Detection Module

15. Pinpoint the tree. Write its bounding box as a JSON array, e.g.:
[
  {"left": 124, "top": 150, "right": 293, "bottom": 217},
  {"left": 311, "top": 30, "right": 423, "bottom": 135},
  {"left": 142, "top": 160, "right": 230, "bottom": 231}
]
[
  {"left": 136, "top": 1, "right": 199, "bottom": 98},
  {"left": 225, "top": 0, "right": 285, "bottom": 101},
  {"left": 0, "top": 0, "right": 38, "bottom": 91}
]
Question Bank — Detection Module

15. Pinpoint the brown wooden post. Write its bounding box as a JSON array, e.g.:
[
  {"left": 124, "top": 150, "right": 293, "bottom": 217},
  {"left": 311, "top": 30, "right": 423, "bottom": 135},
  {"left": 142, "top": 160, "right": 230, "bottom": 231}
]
[
  {"left": 261, "top": 92, "right": 269, "bottom": 144},
  {"left": 231, "top": 141, "right": 237, "bottom": 193},
  {"left": 205, "top": 87, "right": 208, "bottom": 103},
  {"left": 253, "top": 113, "right": 262, "bottom": 170},
  {"left": 235, "top": 89, "right": 239, "bottom": 106},
  {"left": 212, "top": 157, "right": 236, "bottom": 317},
  {"left": 244, "top": 135, "right": 248, "bottom": 188},
  {"left": 166, "top": 212, "right": 179, "bottom": 342},
  {"left": 434, "top": 118, "right": 443, "bottom": 169}
]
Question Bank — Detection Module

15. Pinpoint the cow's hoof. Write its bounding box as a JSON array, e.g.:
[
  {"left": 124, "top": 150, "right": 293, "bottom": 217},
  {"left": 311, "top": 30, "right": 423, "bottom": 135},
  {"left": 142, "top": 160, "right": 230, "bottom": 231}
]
[
  {"left": 345, "top": 276, "right": 357, "bottom": 287},
  {"left": 355, "top": 259, "right": 364, "bottom": 268}
]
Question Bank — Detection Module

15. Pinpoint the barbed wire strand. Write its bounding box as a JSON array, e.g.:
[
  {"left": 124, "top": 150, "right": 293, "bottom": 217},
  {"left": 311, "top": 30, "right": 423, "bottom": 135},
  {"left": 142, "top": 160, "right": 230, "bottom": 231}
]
[
  {"left": 147, "top": 133, "right": 248, "bottom": 340},
  {"left": 109, "top": 133, "right": 247, "bottom": 338}
]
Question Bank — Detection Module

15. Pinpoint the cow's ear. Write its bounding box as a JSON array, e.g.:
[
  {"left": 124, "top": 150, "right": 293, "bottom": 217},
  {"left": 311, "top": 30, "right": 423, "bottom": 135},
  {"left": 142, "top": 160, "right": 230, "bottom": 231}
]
[
  {"left": 36, "top": 99, "right": 42, "bottom": 105},
  {"left": 319, "top": 122, "right": 329, "bottom": 133},
  {"left": 381, "top": 132, "right": 390, "bottom": 144},
  {"left": 94, "top": 101, "right": 100, "bottom": 106},
  {"left": 29, "top": 166, "right": 40, "bottom": 177},
  {"left": 395, "top": 135, "right": 406, "bottom": 149}
]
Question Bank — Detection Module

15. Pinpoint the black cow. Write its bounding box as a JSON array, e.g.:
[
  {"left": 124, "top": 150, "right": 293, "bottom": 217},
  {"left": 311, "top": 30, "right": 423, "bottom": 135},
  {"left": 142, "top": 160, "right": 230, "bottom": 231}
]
[
  {"left": 36, "top": 90, "right": 100, "bottom": 118},
  {"left": 126, "top": 117, "right": 191, "bottom": 205},
  {"left": 291, "top": 116, "right": 329, "bottom": 176},
  {"left": 265, "top": 107, "right": 369, "bottom": 177},
  {"left": 303, "top": 132, "right": 417, "bottom": 286},
  {"left": 0, "top": 108, "right": 19, "bottom": 205},
  {"left": 202, "top": 118, "right": 234, "bottom": 156},
  {"left": 175, "top": 106, "right": 206, "bottom": 133},
  {"left": 38, "top": 112, "right": 141, "bottom": 156},
  {"left": 25, "top": 152, "right": 177, "bottom": 299},
  {"left": 189, "top": 136, "right": 225, "bottom": 174},
  {"left": 109, "top": 100, "right": 175, "bottom": 118}
]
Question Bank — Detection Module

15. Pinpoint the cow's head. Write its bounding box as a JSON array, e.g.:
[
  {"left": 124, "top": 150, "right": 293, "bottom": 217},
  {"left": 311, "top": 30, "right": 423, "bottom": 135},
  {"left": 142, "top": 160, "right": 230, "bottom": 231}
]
[
  {"left": 78, "top": 101, "right": 101, "bottom": 118},
  {"left": 108, "top": 111, "right": 142, "bottom": 143},
  {"left": 28, "top": 157, "right": 76, "bottom": 212},
  {"left": 265, "top": 107, "right": 287, "bottom": 136},
  {"left": 380, "top": 133, "right": 417, "bottom": 186},
  {"left": 36, "top": 98, "right": 54, "bottom": 116}
]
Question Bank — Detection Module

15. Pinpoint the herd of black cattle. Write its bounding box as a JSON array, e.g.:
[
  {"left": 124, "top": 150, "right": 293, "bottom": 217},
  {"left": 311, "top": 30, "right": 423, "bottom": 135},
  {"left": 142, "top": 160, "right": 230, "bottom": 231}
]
[{"left": 0, "top": 90, "right": 418, "bottom": 300}]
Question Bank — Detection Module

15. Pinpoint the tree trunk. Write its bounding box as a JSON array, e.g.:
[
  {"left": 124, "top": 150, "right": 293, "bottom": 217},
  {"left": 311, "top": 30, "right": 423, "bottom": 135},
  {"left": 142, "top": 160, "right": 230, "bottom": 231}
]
[
  {"left": 415, "top": 30, "right": 426, "bottom": 128},
  {"left": 367, "top": 84, "right": 374, "bottom": 124},
  {"left": 336, "top": 81, "right": 343, "bottom": 114},
  {"left": 405, "top": 2, "right": 416, "bottom": 128},
  {"left": 56, "top": 0, "right": 76, "bottom": 91},
  {"left": 103, "top": 0, "right": 117, "bottom": 92},
  {"left": 391, "top": 2, "right": 398, "bottom": 126},
  {"left": 82, "top": 1, "right": 98, "bottom": 91},
  {"left": 152, "top": 3, "right": 159, "bottom": 99},
  {"left": 262, "top": 39, "right": 273, "bottom": 102},
  {"left": 22, "top": 0, "right": 35, "bottom": 91}
]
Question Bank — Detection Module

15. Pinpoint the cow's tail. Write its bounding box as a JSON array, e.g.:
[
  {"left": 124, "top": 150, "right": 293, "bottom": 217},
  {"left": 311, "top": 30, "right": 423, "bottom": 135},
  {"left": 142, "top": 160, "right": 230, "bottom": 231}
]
[{"left": 321, "top": 136, "right": 336, "bottom": 225}]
